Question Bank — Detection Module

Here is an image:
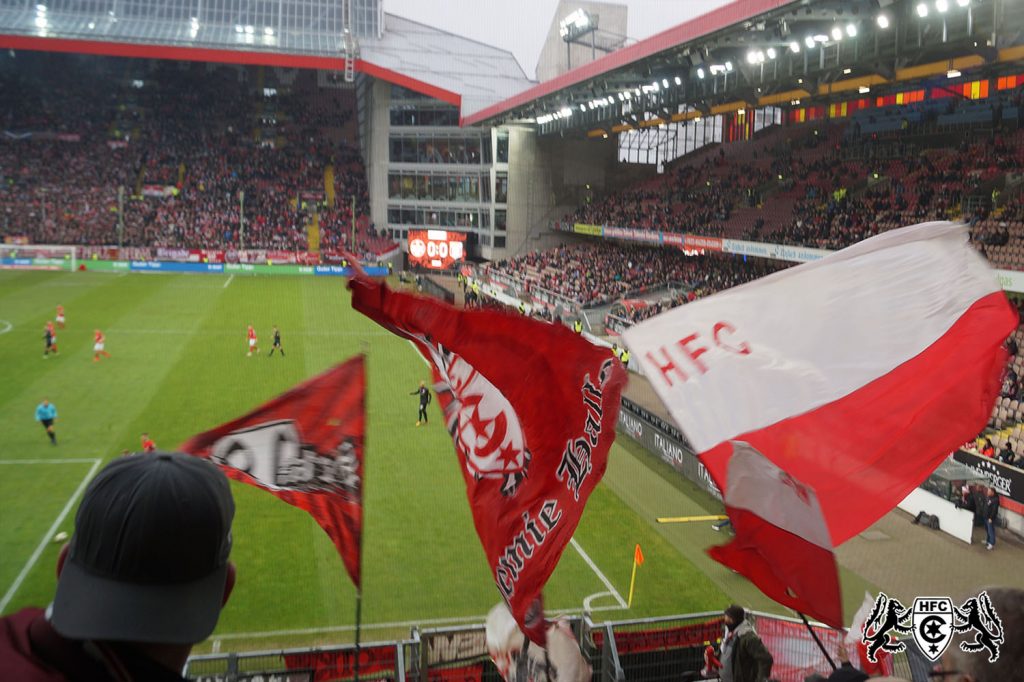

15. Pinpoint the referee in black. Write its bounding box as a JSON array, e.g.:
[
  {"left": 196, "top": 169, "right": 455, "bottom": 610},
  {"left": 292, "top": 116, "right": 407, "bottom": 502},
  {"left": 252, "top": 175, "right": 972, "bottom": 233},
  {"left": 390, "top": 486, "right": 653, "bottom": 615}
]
[
  {"left": 412, "top": 381, "right": 432, "bottom": 426},
  {"left": 268, "top": 325, "right": 285, "bottom": 357}
]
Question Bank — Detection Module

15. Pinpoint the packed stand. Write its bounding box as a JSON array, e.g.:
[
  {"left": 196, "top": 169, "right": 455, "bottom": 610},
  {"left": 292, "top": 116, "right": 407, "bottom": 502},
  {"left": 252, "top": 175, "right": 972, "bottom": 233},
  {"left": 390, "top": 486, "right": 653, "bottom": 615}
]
[
  {"left": 486, "top": 241, "right": 787, "bottom": 309},
  {"left": 0, "top": 53, "right": 393, "bottom": 257}
]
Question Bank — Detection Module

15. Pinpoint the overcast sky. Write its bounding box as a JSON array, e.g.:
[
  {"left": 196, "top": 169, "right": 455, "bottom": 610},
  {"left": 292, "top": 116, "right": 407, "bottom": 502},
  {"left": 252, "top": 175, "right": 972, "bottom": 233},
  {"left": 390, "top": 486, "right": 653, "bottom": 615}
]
[{"left": 384, "top": 0, "right": 734, "bottom": 80}]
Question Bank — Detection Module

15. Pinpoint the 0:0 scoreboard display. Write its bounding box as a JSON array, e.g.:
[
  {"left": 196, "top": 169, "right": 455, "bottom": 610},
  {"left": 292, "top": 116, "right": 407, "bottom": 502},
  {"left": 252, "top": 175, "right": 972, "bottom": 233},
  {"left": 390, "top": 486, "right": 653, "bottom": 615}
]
[{"left": 407, "top": 230, "right": 466, "bottom": 270}]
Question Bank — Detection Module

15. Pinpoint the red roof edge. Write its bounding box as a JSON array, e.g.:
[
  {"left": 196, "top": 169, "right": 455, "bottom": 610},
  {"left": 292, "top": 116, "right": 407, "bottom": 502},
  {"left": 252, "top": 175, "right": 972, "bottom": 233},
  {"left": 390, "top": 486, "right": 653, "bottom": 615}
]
[
  {"left": 0, "top": 34, "right": 462, "bottom": 107},
  {"left": 462, "top": 0, "right": 794, "bottom": 126}
]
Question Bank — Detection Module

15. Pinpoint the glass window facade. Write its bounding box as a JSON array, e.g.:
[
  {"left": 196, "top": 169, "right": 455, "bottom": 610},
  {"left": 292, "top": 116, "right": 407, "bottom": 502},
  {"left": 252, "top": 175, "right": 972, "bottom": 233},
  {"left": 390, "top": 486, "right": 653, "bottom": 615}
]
[{"left": 386, "top": 93, "right": 510, "bottom": 252}]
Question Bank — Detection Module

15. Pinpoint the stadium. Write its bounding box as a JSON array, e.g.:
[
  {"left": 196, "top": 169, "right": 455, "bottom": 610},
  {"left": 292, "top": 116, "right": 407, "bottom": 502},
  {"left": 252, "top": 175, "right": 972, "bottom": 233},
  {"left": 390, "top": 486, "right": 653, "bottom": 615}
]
[{"left": 1, "top": 0, "right": 1022, "bottom": 680}]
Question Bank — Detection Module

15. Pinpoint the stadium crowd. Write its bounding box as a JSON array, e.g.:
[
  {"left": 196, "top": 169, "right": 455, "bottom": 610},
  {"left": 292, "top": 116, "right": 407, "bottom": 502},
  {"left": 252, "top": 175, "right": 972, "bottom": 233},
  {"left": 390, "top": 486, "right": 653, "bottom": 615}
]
[{"left": 0, "top": 54, "right": 392, "bottom": 257}]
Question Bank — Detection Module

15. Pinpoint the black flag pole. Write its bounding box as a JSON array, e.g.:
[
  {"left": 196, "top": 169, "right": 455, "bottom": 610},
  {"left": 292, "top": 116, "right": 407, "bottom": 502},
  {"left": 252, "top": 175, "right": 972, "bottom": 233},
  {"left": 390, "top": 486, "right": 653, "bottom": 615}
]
[
  {"left": 798, "top": 612, "right": 838, "bottom": 671},
  {"left": 354, "top": 347, "right": 368, "bottom": 682}
]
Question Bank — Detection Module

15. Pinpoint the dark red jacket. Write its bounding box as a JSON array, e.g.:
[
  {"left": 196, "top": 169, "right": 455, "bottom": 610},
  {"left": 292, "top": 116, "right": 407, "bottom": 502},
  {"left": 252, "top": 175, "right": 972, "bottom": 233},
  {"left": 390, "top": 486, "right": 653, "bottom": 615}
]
[{"left": 0, "top": 608, "right": 184, "bottom": 681}]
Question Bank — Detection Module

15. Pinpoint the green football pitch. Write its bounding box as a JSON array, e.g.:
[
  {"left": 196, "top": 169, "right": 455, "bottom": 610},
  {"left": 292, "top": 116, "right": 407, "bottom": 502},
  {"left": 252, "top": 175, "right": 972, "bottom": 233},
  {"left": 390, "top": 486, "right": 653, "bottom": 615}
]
[{"left": 0, "top": 270, "right": 876, "bottom": 653}]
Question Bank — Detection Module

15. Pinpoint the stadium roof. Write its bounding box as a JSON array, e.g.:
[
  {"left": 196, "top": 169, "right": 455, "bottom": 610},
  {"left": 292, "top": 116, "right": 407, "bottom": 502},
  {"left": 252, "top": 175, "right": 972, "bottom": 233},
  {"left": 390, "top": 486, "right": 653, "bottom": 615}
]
[
  {"left": 0, "top": 1, "right": 532, "bottom": 118},
  {"left": 462, "top": 0, "right": 1024, "bottom": 135}
]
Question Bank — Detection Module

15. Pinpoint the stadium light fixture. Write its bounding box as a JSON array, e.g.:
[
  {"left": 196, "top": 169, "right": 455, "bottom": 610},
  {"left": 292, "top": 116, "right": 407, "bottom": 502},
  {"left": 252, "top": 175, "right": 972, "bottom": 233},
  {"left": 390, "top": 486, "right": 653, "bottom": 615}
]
[
  {"left": 244, "top": 25, "right": 255, "bottom": 34},
  {"left": 725, "top": 61, "right": 733, "bottom": 71},
  {"left": 917, "top": 3, "right": 929, "bottom": 17},
  {"left": 582, "top": 103, "right": 589, "bottom": 111},
  {"left": 859, "top": 85, "right": 871, "bottom": 93},
  {"left": 652, "top": 81, "right": 660, "bottom": 91},
  {"left": 935, "top": 0, "right": 949, "bottom": 12},
  {"left": 846, "top": 23, "right": 857, "bottom": 37},
  {"left": 790, "top": 98, "right": 801, "bottom": 105},
  {"left": 234, "top": 24, "right": 244, "bottom": 33},
  {"left": 804, "top": 35, "right": 816, "bottom": 49},
  {"left": 790, "top": 40, "right": 800, "bottom": 53},
  {"left": 747, "top": 50, "right": 758, "bottom": 64},
  {"left": 813, "top": 34, "right": 829, "bottom": 43},
  {"left": 88, "top": 21, "right": 95, "bottom": 29},
  {"left": 947, "top": 69, "right": 961, "bottom": 78},
  {"left": 767, "top": 47, "right": 777, "bottom": 59},
  {"left": 876, "top": 14, "right": 890, "bottom": 28},
  {"left": 560, "top": 107, "right": 573, "bottom": 117},
  {"left": 662, "top": 78, "right": 670, "bottom": 88},
  {"left": 843, "top": 67, "right": 852, "bottom": 74},
  {"left": 697, "top": 67, "right": 705, "bottom": 79},
  {"left": 831, "top": 26, "right": 843, "bottom": 41},
  {"left": 36, "top": 4, "right": 46, "bottom": 12},
  {"left": 674, "top": 76, "right": 682, "bottom": 85},
  {"left": 624, "top": 90, "right": 632, "bottom": 99},
  {"left": 264, "top": 27, "right": 274, "bottom": 36},
  {"left": 956, "top": 0, "right": 969, "bottom": 6}
]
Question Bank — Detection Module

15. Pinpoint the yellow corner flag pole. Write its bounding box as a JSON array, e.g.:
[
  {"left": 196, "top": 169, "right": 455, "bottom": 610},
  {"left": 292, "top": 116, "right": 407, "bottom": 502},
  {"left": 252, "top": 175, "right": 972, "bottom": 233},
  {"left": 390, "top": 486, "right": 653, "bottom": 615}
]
[
  {"left": 656, "top": 515, "right": 728, "bottom": 524},
  {"left": 627, "top": 544, "right": 644, "bottom": 608}
]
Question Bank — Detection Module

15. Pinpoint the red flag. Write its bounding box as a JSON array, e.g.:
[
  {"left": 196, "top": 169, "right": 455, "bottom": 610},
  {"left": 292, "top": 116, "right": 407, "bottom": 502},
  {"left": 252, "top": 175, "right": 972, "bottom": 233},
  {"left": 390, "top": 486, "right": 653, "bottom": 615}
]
[
  {"left": 634, "top": 544, "right": 644, "bottom": 566},
  {"left": 349, "top": 275, "right": 626, "bottom": 644},
  {"left": 708, "top": 442, "right": 843, "bottom": 628},
  {"left": 181, "top": 357, "right": 365, "bottom": 588}
]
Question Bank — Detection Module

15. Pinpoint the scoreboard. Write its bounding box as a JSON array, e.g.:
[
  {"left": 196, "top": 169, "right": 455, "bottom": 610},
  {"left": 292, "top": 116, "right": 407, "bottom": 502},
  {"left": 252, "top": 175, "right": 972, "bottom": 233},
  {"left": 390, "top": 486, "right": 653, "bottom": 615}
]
[{"left": 408, "top": 230, "right": 466, "bottom": 270}]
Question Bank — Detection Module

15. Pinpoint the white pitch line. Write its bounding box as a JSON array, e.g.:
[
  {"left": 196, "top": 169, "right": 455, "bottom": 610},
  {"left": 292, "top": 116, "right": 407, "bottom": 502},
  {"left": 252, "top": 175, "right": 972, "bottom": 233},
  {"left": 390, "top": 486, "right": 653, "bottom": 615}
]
[
  {"left": 407, "top": 344, "right": 626, "bottom": 609},
  {"left": 0, "top": 320, "right": 11, "bottom": 335},
  {"left": 570, "top": 538, "right": 628, "bottom": 609},
  {"left": 214, "top": 604, "right": 624, "bottom": 641},
  {"left": 0, "top": 458, "right": 102, "bottom": 613},
  {"left": 223, "top": 274, "right": 234, "bottom": 289},
  {"left": 0, "top": 459, "right": 99, "bottom": 464}
]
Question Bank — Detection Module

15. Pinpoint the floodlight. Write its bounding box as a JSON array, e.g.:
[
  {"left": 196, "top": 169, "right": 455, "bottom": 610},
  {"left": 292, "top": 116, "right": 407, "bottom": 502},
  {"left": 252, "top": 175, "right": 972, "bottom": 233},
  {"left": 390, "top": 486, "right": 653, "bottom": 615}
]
[
  {"left": 876, "top": 14, "right": 890, "bottom": 28},
  {"left": 790, "top": 41, "right": 800, "bottom": 53},
  {"left": 831, "top": 26, "right": 843, "bottom": 41},
  {"left": 936, "top": 0, "right": 949, "bottom": 12},
  {"left": 846, "top": 23, "right": 857, "bottom": 37},
  {"left": 917, "top": 3, "right": 929, "bottom": 17}
]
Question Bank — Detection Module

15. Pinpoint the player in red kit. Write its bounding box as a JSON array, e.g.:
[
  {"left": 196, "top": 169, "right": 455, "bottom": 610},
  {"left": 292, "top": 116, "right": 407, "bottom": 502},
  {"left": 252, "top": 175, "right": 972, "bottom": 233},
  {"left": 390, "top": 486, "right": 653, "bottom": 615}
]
[
  {"left": 55, "top": 304, "right": 65, "bottom": 329},
  {"left": 247, "top": 325, "right": 258, "bottom": 356},
  {"left": 140, "top": 433, "right": 156, "bottom": 452},
  {"left": 93, "top": 329, "right": 111, "bottom": 362}
]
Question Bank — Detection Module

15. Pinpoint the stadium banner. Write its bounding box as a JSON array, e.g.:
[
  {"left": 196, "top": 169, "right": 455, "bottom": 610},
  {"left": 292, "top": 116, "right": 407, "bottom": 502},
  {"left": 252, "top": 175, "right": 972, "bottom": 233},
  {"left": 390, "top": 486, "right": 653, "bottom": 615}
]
[
  {"left": 77, "top": 260, "right": 388, "bottom": 277},
  {"left": 130, "top": 261, "right": 225, "bottom": 273},
  {"left": 283, "top": 643, "right": 397, "bottom": 679},
  {"left": 996, "top": 268, "right": 1024, "bottom": 293},
  {"left": 0, "top": 257, "right": 67, "bottom": 271},
  {"left": 604, "top": 226, "right": 630, "bottom": 239},
  {"left": 617, "top": 397, "right": 722, "bottom": 501},
  {"left": 2, "top": 235, "right": 29, "bottom": 245},
  {"left": 684, "top": 235, "right": 723, "bottom": 252},
  {"left": 662, "top": 233, "right": 684, "bottom": 248},
  {"left": 590, "top": 618, "right": 724, "bottom": 654},
  {"left": 719, "top": 239, "right": 830, "bottom": 262},
  {"left": 141, "top": 184, "right": 178, "bottom": 199},
  {"left": 573, "top": 223, "right": 603, "bottom": 236},
  {"left": 952, "top": 450, "right": 1024, "bottom": 504}
]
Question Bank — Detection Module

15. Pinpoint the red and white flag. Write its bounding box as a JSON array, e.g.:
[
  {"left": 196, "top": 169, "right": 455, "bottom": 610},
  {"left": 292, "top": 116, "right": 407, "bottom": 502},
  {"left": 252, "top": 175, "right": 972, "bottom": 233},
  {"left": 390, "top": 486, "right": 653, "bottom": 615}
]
[
  {"left": 709, "top": 442, "right": 842, "bottom": 627},
  {"left": 349, "top": 275, "right": 627, "bottom": 644},
  {"left": 623, "top": 222, "right": 1016, "bottom": 545},
  {"left": 181, "top": 357, "right": 366, "bottom": 588}
]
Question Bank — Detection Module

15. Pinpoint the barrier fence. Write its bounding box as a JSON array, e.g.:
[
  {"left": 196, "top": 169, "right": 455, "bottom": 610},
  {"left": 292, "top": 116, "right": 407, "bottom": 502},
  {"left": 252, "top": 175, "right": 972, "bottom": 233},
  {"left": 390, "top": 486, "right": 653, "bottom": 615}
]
[{"left": 184, "top": 610, "right": 925, "bottom": 682}]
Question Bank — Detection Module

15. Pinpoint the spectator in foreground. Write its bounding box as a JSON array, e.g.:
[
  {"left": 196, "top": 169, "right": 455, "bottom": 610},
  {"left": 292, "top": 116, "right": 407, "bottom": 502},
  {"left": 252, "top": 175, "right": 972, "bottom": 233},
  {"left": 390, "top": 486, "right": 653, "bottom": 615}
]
[
  {"left": 0, "top": 451, "right": 236, "bottom": 680},
  {"left": 714, "top": 604, "right": 774, "bottom": 682},
  {"left": 936, "top": 587, "right": 1023, "bottom": 682}
]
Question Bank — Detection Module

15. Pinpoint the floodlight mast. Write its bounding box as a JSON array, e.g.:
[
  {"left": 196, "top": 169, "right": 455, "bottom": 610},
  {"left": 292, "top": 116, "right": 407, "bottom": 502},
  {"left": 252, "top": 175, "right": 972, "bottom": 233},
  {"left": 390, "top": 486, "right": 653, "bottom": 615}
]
[{"left": 559, "top": 9, "right": 599, "bottom": 69}]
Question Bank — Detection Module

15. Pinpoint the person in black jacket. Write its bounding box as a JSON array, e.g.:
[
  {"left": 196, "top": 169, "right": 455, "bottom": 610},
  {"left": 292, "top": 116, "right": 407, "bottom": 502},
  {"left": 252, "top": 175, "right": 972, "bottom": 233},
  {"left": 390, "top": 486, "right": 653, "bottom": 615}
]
[
  {"left": 983, "top": 487, "right": 1001, "bottom": 550},
  {"left": 412, "top": 381, "right": 432, "bottom": 426}
]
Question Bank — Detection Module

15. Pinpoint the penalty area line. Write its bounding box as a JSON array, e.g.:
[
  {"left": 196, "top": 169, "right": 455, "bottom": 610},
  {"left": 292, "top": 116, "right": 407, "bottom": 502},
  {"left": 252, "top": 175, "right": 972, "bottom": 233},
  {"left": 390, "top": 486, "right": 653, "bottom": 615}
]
[
  {"left": 0, "top": 320, "right": 12, "bottom": 335},
  {"left": 223, "top": 274, "right": 234, "bottom": 289},
  {"left": 0, "top": 458, "right": 102, "bottom": 613}
]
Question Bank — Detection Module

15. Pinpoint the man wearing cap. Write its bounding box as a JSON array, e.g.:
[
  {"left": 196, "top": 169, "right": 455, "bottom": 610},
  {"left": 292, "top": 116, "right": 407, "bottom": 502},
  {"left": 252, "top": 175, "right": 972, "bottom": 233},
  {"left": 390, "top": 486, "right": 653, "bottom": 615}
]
[
  {"left": 716, "top": 605, "right": 773, "bottom": 682},
  {"left": 0, "top": 451, "right": 236, "bottom": 680}
]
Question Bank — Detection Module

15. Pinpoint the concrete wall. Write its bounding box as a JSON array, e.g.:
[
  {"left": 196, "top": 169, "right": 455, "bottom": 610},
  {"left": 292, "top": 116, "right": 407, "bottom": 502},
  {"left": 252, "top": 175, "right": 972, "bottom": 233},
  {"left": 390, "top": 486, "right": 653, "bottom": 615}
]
[
  {"left": 365, "top": 78, "right": 391, "bottom": 233},
  {"left": 535, "top": 0, "right": 627, "bottom": 82},
  {"left": 493, "top": 127, "right": 652, "bottom": 260}
]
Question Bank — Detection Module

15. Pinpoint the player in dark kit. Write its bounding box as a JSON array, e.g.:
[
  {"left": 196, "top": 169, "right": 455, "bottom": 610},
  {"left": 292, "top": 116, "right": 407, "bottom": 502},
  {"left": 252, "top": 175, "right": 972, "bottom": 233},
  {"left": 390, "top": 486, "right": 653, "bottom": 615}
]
[
  {"left": 43, "top": 322, "right": 57, "bottom": 358},
  {"left": 412, "top": 380, "right": 432, "bottom": 426},
  {"left": 268, "top": 326, "right": 285, "bottom": 357}
]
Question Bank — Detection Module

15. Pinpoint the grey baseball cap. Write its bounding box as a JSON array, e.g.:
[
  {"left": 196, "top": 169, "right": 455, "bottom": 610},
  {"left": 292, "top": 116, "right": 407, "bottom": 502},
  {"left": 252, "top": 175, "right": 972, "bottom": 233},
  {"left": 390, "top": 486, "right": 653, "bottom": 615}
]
[{"left": 51, "top": 451, "right": 234, "bottom": 644}]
